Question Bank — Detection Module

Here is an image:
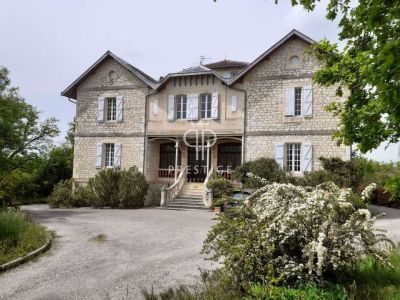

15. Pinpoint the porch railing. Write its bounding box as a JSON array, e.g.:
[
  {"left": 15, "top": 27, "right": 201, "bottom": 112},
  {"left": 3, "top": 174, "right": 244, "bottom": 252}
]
[
  {"left": 217, "top": 170, "right": 233, "bottom": 180},
  {"left": 203, "top": 167, "right": 215, "bottom": 208},
  {"left": 158, "top": 168, "right": 175, "bottom": 178},
  {"left": 160, "top": 166, "right": 186, "bottom": 206}
]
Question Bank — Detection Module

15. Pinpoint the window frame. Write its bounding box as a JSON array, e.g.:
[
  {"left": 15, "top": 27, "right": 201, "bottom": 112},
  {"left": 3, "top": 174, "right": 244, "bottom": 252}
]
[
  {"left": 176, "top": 95, "right": 187, "bottom": 120},
  {"left": 200, "top": 93, "right": 212, "bottom": 119},
  {"left": 106, "top": 97, "right": 117, "bottom": 121},
  {"left": 286, "top": 143, "right": 301, "bottom": 172},
  {"left": 294, "top": 87, "right": 302, "bottom": 116},
  {"left": 105, "top": 143, "right": 115, "bottom": 167},
  {"left": 159, "top": 143, "right": 181, "bottom": 169}
]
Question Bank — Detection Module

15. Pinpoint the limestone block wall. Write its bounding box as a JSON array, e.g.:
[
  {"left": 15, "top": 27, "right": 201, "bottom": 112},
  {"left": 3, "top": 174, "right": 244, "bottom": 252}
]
[{"left": 245, "top": 134, "right": 350, "bottom": 171}]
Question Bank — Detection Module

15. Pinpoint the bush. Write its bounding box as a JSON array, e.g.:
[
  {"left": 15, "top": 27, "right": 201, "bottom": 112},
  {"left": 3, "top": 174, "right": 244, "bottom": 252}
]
[
  {"left": 49, "top": 167, "right": 149, "bottom": 209},
  {"left": 207, "top": 176, "right": 234, "bottom": 204},
  {"left": 384, "top": 172, "right": 400, "bottom": 201},
  {"left": 203, "top": 181, "right": 390, "bottom": 288},
  {"left": 233, "top": 158, "right": 286, "bottom": 188},
  {"left": 0, "top": 210, "right": 48, "bottom": 264}
]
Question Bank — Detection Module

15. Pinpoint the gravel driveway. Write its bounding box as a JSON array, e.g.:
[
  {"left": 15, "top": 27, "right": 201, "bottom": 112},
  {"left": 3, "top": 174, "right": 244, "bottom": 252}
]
[{"left": 0, "top": 205, "right": 216, "bottom": 300}]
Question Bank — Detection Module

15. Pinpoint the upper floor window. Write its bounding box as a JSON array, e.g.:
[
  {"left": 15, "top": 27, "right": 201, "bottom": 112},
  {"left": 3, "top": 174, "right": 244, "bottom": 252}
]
[
  {"left": 105, "top": 143, "right": 115, "bottom": 167},
  {"left": 286, "top": 143, "right": 301, "bottom": 172},
  {"left": 176, "top": 95, "right": 187, "bottom": 119},
  {"left": 106, "top": 97, "right": 117, "bottom": 121},
  {"left": 294, "top": 87, "right": 302, "bottom": 116},
  {"left": 201, "top": 93, "right": 212, "bottom": 118}
]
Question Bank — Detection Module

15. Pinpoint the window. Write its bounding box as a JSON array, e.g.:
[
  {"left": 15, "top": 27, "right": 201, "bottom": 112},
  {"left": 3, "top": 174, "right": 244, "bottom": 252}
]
[
  {"left": 105, "top": 143, "right": 115, "bottom": 167},
  {"left": 106, "top": 97, "right": 116, "bottom": 121},
  {"left": 176, "top": 95, "right": 187, "bottom": 119},
  {"left": 286, "top": 143, "right": 301, "bottom": 172},
  {"left": 294, "top": 87, "right": 302, "bottom": 116},
  {"left": 201, "top": 94, "right": 212, "bottom": 118},
  {"left": 218, "top": 143, "right": 242, "bottom": 171},
  {"left": 289, "top": 55, "right": 301, "bottom": 66},
  {"left": 159, "top": 143, "right": 181, "bottom": 169}
]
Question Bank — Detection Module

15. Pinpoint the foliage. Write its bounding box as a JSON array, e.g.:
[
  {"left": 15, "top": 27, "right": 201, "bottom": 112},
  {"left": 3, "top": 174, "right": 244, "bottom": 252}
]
[
  {"left": 49, "top": 167, "right": 149, "bottom": 209},
  {"left": 207, "top": 176, "right": 234, "bottom": 202},
  {"left": 276, "top": 0, "right": 400, "bottom": 153},
  {"left": 0, "top": 210, "right": 48, "bottom": 265},
  {"left": 233, "top": 158, "right": 285, "bottom": 188},
  {"left": 384, "top": 172, "right": 400, "bottom": 202},
  {"left": 203, "top": 182, "right": 390, "bottom": 289}
]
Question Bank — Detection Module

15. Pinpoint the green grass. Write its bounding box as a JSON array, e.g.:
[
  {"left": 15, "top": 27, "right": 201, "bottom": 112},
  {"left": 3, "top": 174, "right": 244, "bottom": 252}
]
[
  {"left": 343, "top": 248, "right": 400, "bottom": 299},
  {"left": 0, "top": 210, "right": 48, "bottom": 265},
  {"left": 89, "top": 233, "right": 107, "bottom": 242}
]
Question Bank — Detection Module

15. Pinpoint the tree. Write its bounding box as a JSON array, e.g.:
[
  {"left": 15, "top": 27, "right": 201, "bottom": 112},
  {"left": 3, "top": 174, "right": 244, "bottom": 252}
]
[
  {"left": 0, "top": 67, "right": 59, "bottom": 172},
  {"left": 278, "top": 0, "right": 400, "bottom": 153}
]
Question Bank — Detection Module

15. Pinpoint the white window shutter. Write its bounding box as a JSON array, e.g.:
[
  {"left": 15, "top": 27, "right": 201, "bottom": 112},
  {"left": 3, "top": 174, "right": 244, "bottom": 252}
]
[
  {"left": 97, "top": 97, "right": 105, "bottom": 122},
  {"left": 275, "top": 143, "right": 284, "bottom": 169},
  {"left": 114, "top": 143, "right": 121, "bottom": 168},
  {"left": 96, "top": 143, "right": 103, "bottom": 169},
  {"left": 167, "top": 95, "right": 175, "bottom": 121},
  {"left": 303, "top": 85, "right": 313, "bottom": 117},
  {"left": 302, "top": 143, "right": 312, "bottom": 172},
  {"left": 211, "top": 92, "right": 219, "bottom": 119},
  {"left": 116, "top": 96, "right": 123, "bottom": 122},
  {"left": 231, "top": 95, "right": 237, "bottom": 112},
  {"left": 187, "top": 94, "right": 198, "bottom": 120},
  {"left": 285, "top": 88, "right": 295, "bottom": 116},
  {"left": 153, "top": 99, "right": 159, "bottom": 115}
]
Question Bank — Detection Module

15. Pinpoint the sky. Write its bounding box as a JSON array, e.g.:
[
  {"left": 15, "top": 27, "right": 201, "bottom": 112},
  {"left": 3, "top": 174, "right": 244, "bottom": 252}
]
[{"left": 0, "top": 0, "right": 398, "bottom": 162}]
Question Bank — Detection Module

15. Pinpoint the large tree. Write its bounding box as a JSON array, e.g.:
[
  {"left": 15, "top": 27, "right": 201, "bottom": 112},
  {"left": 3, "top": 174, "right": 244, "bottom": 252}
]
[{"left": 281, "top": 0, "right": 400, "bottom": 153}]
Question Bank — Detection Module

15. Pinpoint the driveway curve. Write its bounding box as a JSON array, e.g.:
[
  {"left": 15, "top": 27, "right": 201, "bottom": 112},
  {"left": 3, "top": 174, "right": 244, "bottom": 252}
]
[{"left": 0, "top": 205, "right": 216, "bottom": 300}]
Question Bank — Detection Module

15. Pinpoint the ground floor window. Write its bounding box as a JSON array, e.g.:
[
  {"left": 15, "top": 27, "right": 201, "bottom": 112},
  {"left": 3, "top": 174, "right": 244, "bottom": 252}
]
[
  {"left": 286, "top": 143, "right": 301, "bottom": 172},
  {"left": 159, "top": 143, "right": 181, "bottom": 169},
  {"left": 105, "top": 143, "right": 115, "bottom": 167},
  {"left": 218, "top": 142, "right": 242, "bottom": 172}
]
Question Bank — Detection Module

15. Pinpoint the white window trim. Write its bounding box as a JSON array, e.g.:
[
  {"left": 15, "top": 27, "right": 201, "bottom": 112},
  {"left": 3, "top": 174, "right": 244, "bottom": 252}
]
[
  {"left": 201, "top": 93, "right": 212, "bottom": 119},
  {"left": 176, "top": 95, "right": 187, "bottom": 120},
  {"left": 285, "top": 143, "right": 302, "bottom": 173},
  {"left": 105, "top": 143, "right": 115, "bottom": 167},
  {"left": 106, "top": 97, "right": 117, "bottom": 122}
]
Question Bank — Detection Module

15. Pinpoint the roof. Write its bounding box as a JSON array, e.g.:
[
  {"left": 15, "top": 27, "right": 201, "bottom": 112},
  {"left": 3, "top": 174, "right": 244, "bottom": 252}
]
[
  {"left": 205, "top": 60, "right": 248, "bottom": 69},
  {"left": 177, "top": 65, "right": 211, "bottom": 74},
  {"left": 61, "top": 51, "right": 157, "bottom": 99},
  {"left": 229, "top": 29, "right": 315, "bottom": 84}
]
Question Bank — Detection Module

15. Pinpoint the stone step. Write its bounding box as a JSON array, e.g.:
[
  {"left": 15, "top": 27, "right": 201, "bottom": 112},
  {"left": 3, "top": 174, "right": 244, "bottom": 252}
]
[
  {"left": 167, "top": 203, "right": 209, "bottom": 210},
  {"left": 179, "top": 191, "right": 203, "bottom": 196},
  {"left": 172, "top": 198, "right": 204, "bottom": 205}
]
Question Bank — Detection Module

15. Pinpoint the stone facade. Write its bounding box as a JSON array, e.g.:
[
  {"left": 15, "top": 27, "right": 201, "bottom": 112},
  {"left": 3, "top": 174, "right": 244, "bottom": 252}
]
[{"left": 64, "top": 30, "right": 351, "bottom": 205}]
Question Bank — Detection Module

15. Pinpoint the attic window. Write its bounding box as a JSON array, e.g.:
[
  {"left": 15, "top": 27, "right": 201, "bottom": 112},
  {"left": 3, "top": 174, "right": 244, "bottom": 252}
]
[
  {"left": 108, "top": 71, "right": 116, "bottom": 83},
  {"left": 289, "top": 55, "right": 301, "bottom": 66}
]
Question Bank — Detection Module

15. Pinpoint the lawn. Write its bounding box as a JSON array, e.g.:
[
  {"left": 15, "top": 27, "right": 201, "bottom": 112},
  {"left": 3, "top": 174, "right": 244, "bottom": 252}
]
[{"left": 0, "top": 210, "right": 49, "bottom": 265}]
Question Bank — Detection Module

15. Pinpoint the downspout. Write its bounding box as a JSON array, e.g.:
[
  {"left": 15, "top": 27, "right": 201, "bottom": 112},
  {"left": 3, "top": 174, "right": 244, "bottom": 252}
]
[{"left": 229, "top": 84, "right": 247, "bottom": 164}]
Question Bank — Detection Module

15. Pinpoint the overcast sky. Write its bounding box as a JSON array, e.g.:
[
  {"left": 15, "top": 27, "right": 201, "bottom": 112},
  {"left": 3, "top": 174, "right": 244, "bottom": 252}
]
[{"left": 1, "top": 0, "right": 398, "bottom": 162}]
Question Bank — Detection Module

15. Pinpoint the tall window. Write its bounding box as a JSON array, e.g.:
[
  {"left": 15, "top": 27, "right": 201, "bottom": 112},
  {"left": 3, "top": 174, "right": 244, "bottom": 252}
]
[
  {"left": 159, "top": 143, "right": 181, "bottom": 169},
  {"left": 105, "top": 143, "right": 115, "bottom": 167},
  {"left": 286, "top": 143, "right": 301, "bottom": 172},
  {"left": 106, "top": 97, "right": 117, "bottom": 121},
  {"left": 294, "top": 87, "right": 302, "bottom": 116},
  {"left": 176, "top": 95, "right": 187, "bottom": 119},
  {"left": 201, "top": 93, "right": 212, "bottom": 118},
  {"left": 218, "top": 143, "right": 242, "bottom": 171}
]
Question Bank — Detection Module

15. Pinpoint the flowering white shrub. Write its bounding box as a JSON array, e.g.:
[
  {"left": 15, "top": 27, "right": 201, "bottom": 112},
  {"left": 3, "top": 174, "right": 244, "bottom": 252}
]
[
  {"left": 203, "top": 180, "right": 391, "bottom": 288},
  {"left": 249, "top": 181, "right": 390, "bottom": 282}
]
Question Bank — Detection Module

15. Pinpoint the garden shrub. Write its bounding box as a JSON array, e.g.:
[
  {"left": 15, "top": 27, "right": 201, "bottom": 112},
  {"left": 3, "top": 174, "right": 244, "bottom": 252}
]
[
  {"left": 87, "top": 169, "right": 121, "bottom": 208},
  {"left": 203, "top": 181, "right": 390, "bottom": 289},
  {"left": 207, "top": 176, "right": 234, "bottom": 205},
  {"left": 48, "top": 179, "right": 75, "bottom": 208},
  {"left": 118, "top": 166, "right": 149, "bottom": 208},
  {"left": 233, "top": 157, "right": 286, "bottom": 188},
  {"left": 384, "top": 172, "right": 400, "bottom": 202}
]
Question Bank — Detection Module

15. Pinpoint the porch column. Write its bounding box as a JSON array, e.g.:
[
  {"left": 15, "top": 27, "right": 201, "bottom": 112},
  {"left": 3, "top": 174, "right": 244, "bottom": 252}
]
[
  {"left": 241, "top": 135, "right": 245, "bottom": 164},
  {"left": 174, "top": 140, "right": 179, "bottom": 181},
  {"left": 206, "top": 139, "right": 210, "bottom": 175}
]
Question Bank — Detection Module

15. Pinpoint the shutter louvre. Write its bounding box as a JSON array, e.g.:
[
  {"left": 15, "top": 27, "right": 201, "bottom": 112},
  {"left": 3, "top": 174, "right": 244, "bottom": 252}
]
[
  {"left": 231, "top": 95, "right": 237, "bottom": 112},
  {"left": 285, "top": 88, "right": 295, "bottom": 116},
  {"left": 97, "top": 97, "right": 105, "bottom": 122},
  {"left": 187, "top": 94, "right": 199, "bottom": 120},
  {"left": 303, "top": 86, "right": 313, "bottom": 117},
  {"left": 153, "top": 99, "right": 159, "bottom": 115},
  {"left": 114, "top": 144, "right": 121, "bottom": 168},
  {"left": 275, "top": 143, "right": 284, "bottom": 169},
  {"left": 96, "top": 143, "right": 103, "bottom": 169},
  {"left": 211, "top": 92, "right": 219, "bottom": 119},
  {"left": 302, "top": 143, "right": 312, "bottom": 172},
  {"left": 167, "top": 95, "right": 175, "bottom": 121},
  {"left": 116, "top": 96, "right": 123, "bottom": 122}
]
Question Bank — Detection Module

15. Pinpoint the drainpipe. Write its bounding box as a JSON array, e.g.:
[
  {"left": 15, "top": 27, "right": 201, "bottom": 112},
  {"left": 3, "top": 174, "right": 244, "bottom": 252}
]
[{"left": 229, "top": 85, "right": 247, "bottom": 164}]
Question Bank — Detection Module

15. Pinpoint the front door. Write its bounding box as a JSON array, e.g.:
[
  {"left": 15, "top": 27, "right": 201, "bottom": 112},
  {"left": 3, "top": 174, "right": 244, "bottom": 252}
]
[{"left": 187, "top": 146, "right": 207, "bottom": 182}]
